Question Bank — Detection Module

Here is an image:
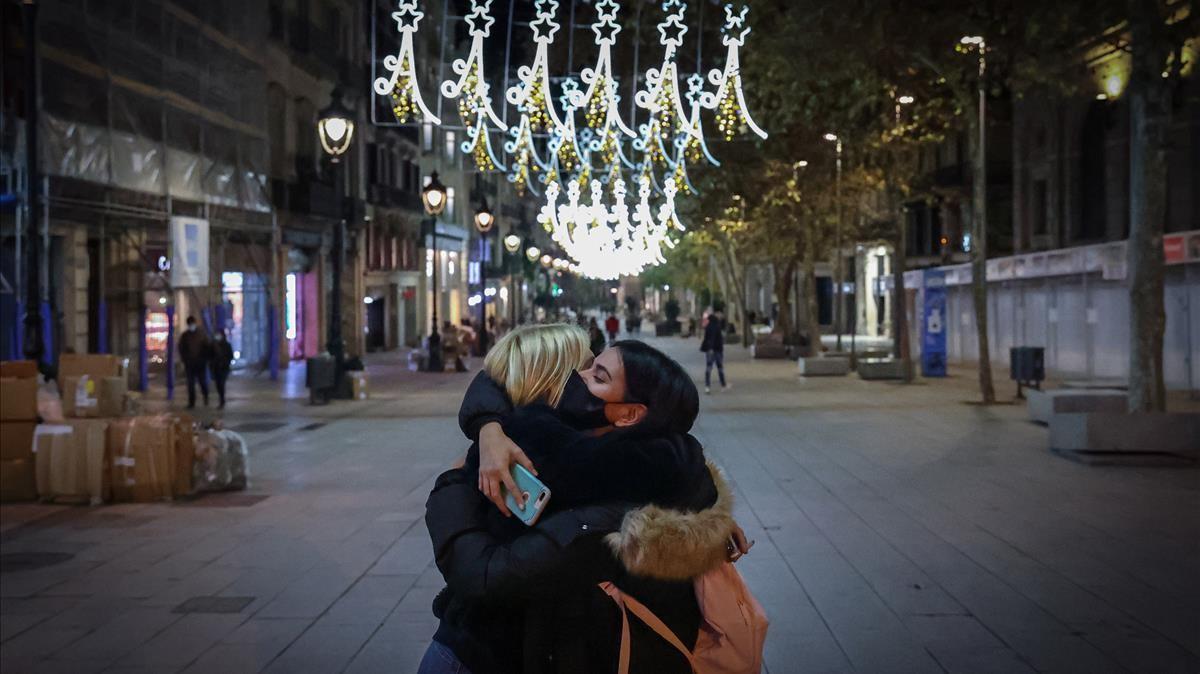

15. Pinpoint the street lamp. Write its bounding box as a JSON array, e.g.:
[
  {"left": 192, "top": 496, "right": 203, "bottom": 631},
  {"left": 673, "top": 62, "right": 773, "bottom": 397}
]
[
  {"left": 825, "top": 132, "right": 844, "bottom": 352},
  {"left": 526, "top": 245, "right": 541, "bottom": 262},
  {"left": 503, "top": 232, "right": 521, "bottom": 254},
  {"left": 317, "top": 88, "right": 356, "bottom": 398},
  {"left": 474, "top": 198, "right": 495, "bottom": 353},
  {"left": 422, "top": 171, "right": 448, "bottom": 371}
]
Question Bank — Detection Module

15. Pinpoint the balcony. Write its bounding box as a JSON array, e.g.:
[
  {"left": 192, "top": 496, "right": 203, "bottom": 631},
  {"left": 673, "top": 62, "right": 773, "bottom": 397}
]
[
  {"left": 369, "top": 183, "right": 424, "bottom": 212},
  {"left": 272, "top": 177, "right": 341, "bottom": 219}
]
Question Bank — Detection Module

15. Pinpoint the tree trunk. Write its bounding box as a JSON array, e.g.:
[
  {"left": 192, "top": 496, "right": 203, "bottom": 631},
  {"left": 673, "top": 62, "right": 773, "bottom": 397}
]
[
  {"left": 890, "top": 190, "right": 912, "bottom": 381},
  {"left": 773, "top": 257, "right": 798, "bottom": 344},
  {"left": 968, "top": 102, "right": 996, "bottom": 403},
  {"left": 717, "top": 238, "right": 751, "bottom": 348},
  {"left": 1126, "top": 1, "right": 1170, "bottom": 412},
  {"left": 802, "top": 231, "right": 820, "bottom": 356}
]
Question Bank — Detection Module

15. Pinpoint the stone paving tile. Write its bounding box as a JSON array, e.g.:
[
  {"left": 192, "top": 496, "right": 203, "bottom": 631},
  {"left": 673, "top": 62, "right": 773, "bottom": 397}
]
[
  {"left": 3, "top": 340, "right": 1198, "bottom": 673},
  {"left": 260, "top": 618, "right": 377, "bottom": 674}
]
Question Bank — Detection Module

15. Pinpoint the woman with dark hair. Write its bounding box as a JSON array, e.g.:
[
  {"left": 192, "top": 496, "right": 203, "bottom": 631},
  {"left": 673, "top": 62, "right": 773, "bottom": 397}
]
[{"left": 422, "top": 340, "right": 742, "bottom": 674}]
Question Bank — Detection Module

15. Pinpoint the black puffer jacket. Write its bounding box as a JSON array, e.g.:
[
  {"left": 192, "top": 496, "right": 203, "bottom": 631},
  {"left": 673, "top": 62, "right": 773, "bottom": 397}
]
[{"left": 427, "top": 409, "right": 736, "bottom": 674}]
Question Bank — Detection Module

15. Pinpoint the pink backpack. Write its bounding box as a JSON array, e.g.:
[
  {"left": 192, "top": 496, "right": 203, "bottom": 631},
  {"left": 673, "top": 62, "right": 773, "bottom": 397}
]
[{"left": 599, "top": 561, "right": 769, "bottom": 674}]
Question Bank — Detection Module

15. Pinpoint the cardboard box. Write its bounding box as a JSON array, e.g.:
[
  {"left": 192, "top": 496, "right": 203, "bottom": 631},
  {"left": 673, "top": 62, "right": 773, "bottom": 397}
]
[
  {"left": 0, "top": 360, "right": 38, "bottom": 379},
  {"left": 0, "top": 458, "right": 36, "bottom": 502},
  {"left": 349, "top": 372, "right": 368, "bottom": 400},
  {"left": 35, "top": 421, "right": 110, "bottom": 505},
  {"left": 62, "top": 376, "right": 129, "bottom": 418},
  {"left": 172, "top": 413, "right": 195, "bottom": 497},
  {"left": 108, "top": 417, "right": 172, "bottom": 502},
  {"left": 1, "top": 377, "right": 39, "bottom": 421},
  {"left": 59, "top": 354, "right": 122, "bottom": 380},
  {"left": 0, "top": 421, "right": 37, "bottom": 461},
  {"left": 62, "top": 375, "right": 100, "bottom": 418}
]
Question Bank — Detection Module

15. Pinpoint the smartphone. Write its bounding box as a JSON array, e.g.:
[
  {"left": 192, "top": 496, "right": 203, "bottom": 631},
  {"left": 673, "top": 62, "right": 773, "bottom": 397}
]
[{"left": 503, "top": 464, "right": 552, "bottom": 526}]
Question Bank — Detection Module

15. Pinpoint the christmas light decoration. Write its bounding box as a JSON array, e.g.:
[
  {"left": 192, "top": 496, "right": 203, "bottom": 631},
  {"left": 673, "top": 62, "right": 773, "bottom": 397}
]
[
  {"left": 441, "top": 0, "right": 507, "bottom": 131},
  {"left": 683, "top": 73, "right": 721, "bottom": 167},
  {"left": 506, "top": 0, "right": 568, "bottom": 136},
  {"left": 635, "top": 0, "right": 701, "bottom": 169},
  {"left": 705, "top": 4, "right": 767, "bottom": 140},
  {"left": 373, "top": 0, "right": 440, "bottom": 124},
  {"left": 462, "top": 110, "right": 506, "bottom": 171},
  {"left": 504, "top": 115, "right": 548, "bottom": 197},
  {"left": 552, "top": 82, "right": 585, "bottom": 174},
  {"left": 572, "top": 0, "right": 637, "bottom": 166}
]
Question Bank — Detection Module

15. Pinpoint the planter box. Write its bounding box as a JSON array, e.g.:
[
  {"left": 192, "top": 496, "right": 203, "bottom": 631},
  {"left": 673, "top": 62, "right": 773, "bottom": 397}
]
[
  {"left": 857, "top": 358, "right": 909, "bottom": 380},
  {"left": 751, "top": 343, "right": 789, "bottom": 359},
  {"left": 797, "top": 357, "right": 850, "bottom": 376},
  {"left": 1049, "top": 412, "right": 1200, "bottom": 459},
  {"left": 1026, "top": 388, "right": 1127, "bottom": 425}
]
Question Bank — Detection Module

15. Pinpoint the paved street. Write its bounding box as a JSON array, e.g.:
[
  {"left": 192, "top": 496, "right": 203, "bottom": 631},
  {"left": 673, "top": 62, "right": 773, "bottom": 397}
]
[{"left": 2, "top": 337, "right": 1198, "bottom": 674}]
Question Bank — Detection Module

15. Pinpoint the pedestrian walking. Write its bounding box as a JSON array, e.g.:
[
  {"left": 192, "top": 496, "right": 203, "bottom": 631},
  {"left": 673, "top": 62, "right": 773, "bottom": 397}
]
[
  {"left": 587, "top": 317, "right": 606, "bottom": 356},
  {"left": 210, "top": 329, "right": 234, "bottom": 409},
  {"left": 700, "top": 309, "right": 728, "bottom": 394},
  {"left": 604, "top": 313, "right": 620, "bottom": 343},
  {"left": 178, "top": 316, "right": 210, "bottom": 408}
]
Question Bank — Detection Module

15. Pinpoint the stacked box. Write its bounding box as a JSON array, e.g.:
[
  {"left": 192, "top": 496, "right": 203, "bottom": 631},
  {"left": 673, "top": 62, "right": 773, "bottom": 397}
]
[
  {"left": 107, "top": 415, "right": 195, "bottom": 502},
  {"left": 1, "top": 361, "right": 40, "bottom": 502},
  {"left": 35, "top": 421, "right": 111, "bottom": 505}
]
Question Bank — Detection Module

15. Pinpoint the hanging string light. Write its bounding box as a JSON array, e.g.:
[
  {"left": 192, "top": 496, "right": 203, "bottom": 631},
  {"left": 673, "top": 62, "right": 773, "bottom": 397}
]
[
  {"left": 439, "top": 0, "right": 509, "bottom": 171},
  {"left": 373, "top": 0, "right": 440, "bottom": 124},
  {"left": 705, "top": 4, "right": 767, "bottom": 140},
  {"left": 504, "top": 115, "right": 546, "bottom": 196},
  {"left": 572, "top": 0, "right": 637, "bottom": 172},
  {"left": 506, "top": 0, "right": 569, "bottom": 136},
  {"left": 635, "top": 0, "right": 700, "bottom": 169}
]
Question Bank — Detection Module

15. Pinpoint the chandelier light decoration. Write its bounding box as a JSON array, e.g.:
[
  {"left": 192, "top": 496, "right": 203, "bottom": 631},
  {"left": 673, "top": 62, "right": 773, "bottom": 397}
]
[
  {"left": 373, "top": 0, "right": 440, "bottom": 124},
  {"left": 705, "top": 4, "right": 768, "bottom": 140},
  {"left": 372, "top": 0, "right": 766, "bottom": 279},
  {"left": 441, "top": 0, "right": 508, "bottom": 170}
]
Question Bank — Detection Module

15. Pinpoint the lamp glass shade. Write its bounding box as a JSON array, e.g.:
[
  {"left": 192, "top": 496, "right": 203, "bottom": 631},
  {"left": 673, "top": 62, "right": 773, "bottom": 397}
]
[
  {"left": 526, "top": 246, "right": 541, "bottom": 261},
  {"left": 504, "top": 234, "right": 522, "bottom": 253},
  {"left": 422, "top": 172, "right": 448, "bottom": 216}
]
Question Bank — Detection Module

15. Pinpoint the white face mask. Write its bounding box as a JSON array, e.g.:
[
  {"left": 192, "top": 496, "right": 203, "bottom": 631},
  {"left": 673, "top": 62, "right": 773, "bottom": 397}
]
[
  {"left": 216, "top": 334, "right": 224, "bottom": 341},
  {"left": 187, "top": 325, "right": 197, "bottom": 332}
]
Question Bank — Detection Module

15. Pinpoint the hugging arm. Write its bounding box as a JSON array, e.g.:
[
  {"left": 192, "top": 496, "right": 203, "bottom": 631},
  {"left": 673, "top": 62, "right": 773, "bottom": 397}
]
[
  {"left": 426, "top": 469, "right": 625, "bottom": 601},
  {"left": 457, "top": 372, "right": 536, "bottom": 515}
]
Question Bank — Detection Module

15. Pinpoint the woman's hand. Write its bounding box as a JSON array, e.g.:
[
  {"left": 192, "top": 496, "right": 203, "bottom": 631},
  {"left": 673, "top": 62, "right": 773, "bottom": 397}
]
[
  {"left": 478, "top": 422, "right": 538, "bottom": 517},
  {"left": 727, "top": 522, "right": 755, "bottom": 562}
]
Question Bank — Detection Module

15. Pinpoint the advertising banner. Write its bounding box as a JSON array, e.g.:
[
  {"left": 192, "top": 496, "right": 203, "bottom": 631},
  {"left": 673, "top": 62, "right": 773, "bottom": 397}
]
[
  {"left": 169, "top": 217, "right": 209, "bottom": 288},
  {"left": 921, "top": 268, "right": 947, "bottom": 377}
]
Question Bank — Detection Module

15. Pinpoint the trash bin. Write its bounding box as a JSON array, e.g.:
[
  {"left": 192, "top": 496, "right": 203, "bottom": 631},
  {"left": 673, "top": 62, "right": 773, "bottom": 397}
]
[
  {"left": 306, "top": 355, "right": 336, "bottom": 404},
  {"left": 1009, "top": 346, "right": 1044, "bottom": 397}
]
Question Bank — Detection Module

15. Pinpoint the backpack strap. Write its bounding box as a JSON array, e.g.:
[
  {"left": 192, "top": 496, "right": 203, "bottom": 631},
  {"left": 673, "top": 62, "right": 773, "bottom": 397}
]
[{"left": 599, "top": 582, "right": 696, "bottom": 674}]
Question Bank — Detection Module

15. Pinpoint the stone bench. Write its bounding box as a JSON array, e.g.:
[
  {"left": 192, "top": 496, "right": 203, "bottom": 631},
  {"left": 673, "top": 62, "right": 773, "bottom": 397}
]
[
  {"left": 1026, "top": 388, "right": 1127, "bottom": 425},
  {"left": 797, "top": 357, "right": 850, "bottom": 376},
  {"left": 1049, "top": 412, "right": 1200, "bottom": 460},
  {"left": 857, "top": 358, "right": 909, "bottom": 380},
  {"left": 751, "top": 343, "right": 789, "bottom": 359}
]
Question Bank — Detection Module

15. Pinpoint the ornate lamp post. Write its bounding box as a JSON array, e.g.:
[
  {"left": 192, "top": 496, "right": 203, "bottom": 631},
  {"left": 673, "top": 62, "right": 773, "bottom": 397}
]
[
  {"left": 422, "top": 171, "right": 448, "bottom": 371},
  {"left": 473, "top": 198, "right": 495, "bottom": 353},
  {"left": 504, "top": 230, "right": 521, "bottom": 328},
  {"left": 824, "top": 132, "right": 844, "bottom": 352},
  {"left": 317, "top": 88, "right": 355, "bottom": 394}
]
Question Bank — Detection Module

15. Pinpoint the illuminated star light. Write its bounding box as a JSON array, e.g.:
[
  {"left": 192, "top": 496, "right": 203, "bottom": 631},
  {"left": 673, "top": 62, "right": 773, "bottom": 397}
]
[
  {"left": 506, "top": 0, "right": 569, "bottom": 136},
  {"left": 705, "top": 3, "right": 767, "bottom": 140},
  {"left": 573, "top": 0, "right": 636, "bottom": 148},
  {"left": 441, "top": 0, "right": 507, "bottom": 136},
  {"left": 635, "top": 0, "right": 701, "bottom": 171},
  {"left": 373, "top": 0, "right": 440, "bottom": 124}
]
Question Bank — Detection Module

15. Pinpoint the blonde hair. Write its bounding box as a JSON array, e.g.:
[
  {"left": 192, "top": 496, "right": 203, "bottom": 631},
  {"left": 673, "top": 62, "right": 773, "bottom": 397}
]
[{"left": 484, "top": 324, "right": 592, "bottom": 407}]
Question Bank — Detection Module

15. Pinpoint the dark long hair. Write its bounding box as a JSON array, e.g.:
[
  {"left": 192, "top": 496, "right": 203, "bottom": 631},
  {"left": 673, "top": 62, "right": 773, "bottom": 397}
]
[{"left": 611, "top": 340, "right": 700, "bottom": 436}]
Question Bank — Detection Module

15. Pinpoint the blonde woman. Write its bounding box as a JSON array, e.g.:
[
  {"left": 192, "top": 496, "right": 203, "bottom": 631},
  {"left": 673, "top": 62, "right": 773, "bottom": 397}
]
[{"left": 426, "top": 336, "right": 749, "bottom": 674}]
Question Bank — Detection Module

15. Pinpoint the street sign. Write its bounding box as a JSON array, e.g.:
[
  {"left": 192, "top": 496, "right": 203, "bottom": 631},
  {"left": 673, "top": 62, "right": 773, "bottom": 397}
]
[
  {"left": 169, "top": 216, "right": 209, "bottom": 287},
  {"left": 921, "top": 269, "right": 947, "bottom": 377}
]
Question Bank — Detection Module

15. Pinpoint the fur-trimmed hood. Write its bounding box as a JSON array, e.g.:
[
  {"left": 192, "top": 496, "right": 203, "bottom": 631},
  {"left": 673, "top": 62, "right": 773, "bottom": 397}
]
[{"left": 605, "top": 461, "right": 736, "bottom": 581}]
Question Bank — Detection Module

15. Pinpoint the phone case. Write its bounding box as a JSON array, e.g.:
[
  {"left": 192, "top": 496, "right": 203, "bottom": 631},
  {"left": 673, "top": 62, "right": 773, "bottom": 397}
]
[{"left": 503, "top": 464, "right": 552, "bottom": 526}]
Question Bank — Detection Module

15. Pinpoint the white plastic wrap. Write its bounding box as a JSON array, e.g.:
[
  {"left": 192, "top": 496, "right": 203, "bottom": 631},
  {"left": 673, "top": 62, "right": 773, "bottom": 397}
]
[{"left": 193, "top": 429, "right": 249, "bottom": 492}]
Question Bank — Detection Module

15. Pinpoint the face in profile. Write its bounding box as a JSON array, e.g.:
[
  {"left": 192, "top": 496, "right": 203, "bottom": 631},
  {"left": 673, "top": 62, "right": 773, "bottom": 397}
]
[{"left": 579, "top": 348, "right": 626, "bottom": 404}]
